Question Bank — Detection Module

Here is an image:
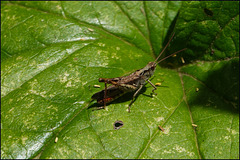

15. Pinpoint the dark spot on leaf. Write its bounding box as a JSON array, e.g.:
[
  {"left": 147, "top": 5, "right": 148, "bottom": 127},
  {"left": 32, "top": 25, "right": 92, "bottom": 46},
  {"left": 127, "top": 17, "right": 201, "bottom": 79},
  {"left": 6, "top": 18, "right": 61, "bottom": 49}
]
[
  {"left": 204, "top": 8, "right": 213, "bottom": 16},
  {"left": 114, "top": 120, "right": 124, "bottom": 130}
]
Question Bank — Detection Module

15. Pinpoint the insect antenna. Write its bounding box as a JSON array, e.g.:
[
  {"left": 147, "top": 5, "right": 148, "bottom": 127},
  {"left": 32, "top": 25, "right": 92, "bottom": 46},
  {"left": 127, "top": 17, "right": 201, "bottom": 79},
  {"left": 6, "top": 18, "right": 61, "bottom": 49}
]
[
  {"left": 154, "top": 32, "right": 175, "bottom": 63},
  {"left": 156, "top": 48, "right": 187, "bottom": 64}
]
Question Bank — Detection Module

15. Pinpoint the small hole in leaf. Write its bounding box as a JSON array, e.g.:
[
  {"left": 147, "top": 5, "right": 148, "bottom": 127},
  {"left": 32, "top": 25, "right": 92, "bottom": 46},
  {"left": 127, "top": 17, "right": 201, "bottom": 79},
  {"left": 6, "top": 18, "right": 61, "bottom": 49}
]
[
  {"left": 204, "top": 8, "right": 213, "bottom": 16},
  {"left": 114, "top": 120, "right": 124, "bottom": 130}
]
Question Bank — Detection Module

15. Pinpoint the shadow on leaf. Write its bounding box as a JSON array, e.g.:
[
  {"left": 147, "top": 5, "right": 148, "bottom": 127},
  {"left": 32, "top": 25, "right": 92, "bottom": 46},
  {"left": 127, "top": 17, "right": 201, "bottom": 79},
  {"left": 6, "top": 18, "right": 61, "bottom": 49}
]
[{"left": 186, "top": 58, "right": 239, "bottom": 113}]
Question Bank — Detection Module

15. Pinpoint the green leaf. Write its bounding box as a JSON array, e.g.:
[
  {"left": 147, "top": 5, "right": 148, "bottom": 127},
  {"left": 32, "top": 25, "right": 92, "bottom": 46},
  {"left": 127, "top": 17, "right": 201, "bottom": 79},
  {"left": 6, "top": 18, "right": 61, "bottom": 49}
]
[{"left": 1, "top": 1, "right": 239, "bottom": 159}]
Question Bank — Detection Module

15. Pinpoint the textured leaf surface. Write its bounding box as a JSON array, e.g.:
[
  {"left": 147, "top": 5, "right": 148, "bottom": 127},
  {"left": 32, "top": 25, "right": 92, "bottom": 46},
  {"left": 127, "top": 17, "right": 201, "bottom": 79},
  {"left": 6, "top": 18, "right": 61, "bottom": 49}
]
[{"left": 1, "top": 1, "right": 239, "bottom": 159}]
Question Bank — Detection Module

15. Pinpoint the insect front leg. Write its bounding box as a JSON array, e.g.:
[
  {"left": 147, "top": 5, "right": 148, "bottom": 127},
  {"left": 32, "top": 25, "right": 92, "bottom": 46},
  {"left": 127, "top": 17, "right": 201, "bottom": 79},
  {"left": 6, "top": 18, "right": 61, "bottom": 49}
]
[
  {"left": 147, "top": 79, "right": 157, "bottom": 95},
  {"left": 128, "top": 84, "right": 143, "bottom": 112}
]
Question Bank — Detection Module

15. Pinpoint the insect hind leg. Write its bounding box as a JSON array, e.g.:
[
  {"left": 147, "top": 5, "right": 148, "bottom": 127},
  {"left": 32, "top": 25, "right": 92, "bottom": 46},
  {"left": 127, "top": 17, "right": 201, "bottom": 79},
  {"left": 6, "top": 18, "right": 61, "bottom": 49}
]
[{"left": 103, "top": 82, "right": 107, "bottom": 108}]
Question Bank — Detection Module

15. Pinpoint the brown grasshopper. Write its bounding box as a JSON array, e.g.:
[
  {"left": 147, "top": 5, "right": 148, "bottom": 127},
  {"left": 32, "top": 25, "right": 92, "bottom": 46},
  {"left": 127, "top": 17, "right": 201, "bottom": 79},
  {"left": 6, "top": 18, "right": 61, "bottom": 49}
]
[{"left": 91, "top": 33, "right": 186, "bottom": 112}]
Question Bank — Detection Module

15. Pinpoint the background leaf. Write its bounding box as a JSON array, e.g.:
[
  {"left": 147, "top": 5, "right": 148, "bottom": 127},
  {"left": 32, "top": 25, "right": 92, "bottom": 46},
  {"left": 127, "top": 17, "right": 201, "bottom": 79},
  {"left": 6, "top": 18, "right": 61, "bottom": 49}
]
[{"left": 1, "top": 1, "right": 239, "bottom": 159}]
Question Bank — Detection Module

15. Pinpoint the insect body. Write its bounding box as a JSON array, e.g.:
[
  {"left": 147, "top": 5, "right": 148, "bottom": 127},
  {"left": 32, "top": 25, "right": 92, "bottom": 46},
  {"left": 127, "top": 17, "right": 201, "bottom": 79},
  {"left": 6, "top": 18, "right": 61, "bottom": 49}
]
[
  {"left": 91, "top": 33, "right": 186, "bottom": 112},
  {"left": 91, "top": 62, "right": 157, "bottom": 111}
]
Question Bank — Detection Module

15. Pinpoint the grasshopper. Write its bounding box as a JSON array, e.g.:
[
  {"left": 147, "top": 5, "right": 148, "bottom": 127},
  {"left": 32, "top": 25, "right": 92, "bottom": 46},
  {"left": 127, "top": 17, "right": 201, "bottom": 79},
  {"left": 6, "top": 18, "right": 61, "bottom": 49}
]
[{"left": 91, "top": 33, "right": 186, "bottom": 112}]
